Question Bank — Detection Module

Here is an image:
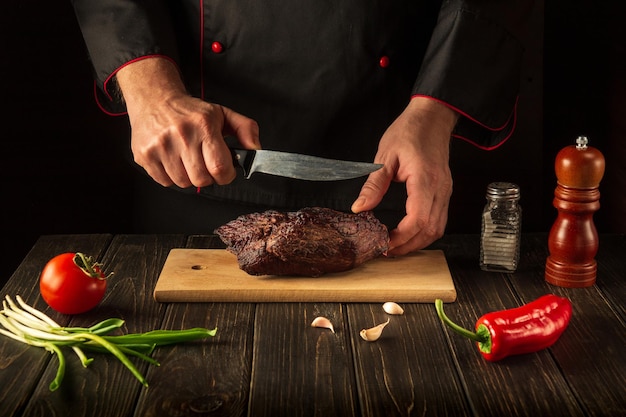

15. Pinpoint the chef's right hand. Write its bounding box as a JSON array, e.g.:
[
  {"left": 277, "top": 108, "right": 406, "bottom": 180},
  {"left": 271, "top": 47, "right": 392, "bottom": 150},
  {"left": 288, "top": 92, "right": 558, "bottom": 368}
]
[
  {"left": 116, "top": 57, "right": 260, "bottom": 188},
  {"left": 351, "top": 97, "right": 457, "bottom": 255}
]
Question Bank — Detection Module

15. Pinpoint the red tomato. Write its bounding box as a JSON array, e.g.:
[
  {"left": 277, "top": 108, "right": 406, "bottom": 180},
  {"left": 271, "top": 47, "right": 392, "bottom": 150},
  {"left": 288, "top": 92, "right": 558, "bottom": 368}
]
[{"left": 39, "top": 253, "right": 109, "bottom": 314}]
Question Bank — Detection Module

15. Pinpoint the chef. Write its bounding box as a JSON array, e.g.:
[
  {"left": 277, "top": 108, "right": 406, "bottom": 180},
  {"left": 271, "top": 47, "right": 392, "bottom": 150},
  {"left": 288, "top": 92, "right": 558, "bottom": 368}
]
[{"left": 71, "top": 0, "right": 533, "bottom": 255}]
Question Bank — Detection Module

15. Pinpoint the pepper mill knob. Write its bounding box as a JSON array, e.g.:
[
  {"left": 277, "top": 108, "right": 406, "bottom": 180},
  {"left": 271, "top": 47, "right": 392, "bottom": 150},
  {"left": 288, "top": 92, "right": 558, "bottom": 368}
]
[{"left": 545, "top": 136, "right": 605, "bottom": 287}]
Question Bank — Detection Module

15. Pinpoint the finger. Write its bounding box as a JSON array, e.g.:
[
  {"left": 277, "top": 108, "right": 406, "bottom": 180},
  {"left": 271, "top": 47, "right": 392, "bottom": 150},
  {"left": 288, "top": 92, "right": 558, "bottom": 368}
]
[
  {"left": 177, "top": 133, "right": 217, "bottom": 187},
  {"left": 388, "top": 212, "right": 446, "bottom": 256},
  {"left": 181, "top": 150, "right": 215, "bottom": 188},
  {"left": 387, "top": 175, "right": 434, "bottom": 254},
  {"left": 388, "top": 215, "right": 430, "bottom": 256},
  {"left": 141, "top": 161, "right": 175, "bottom": 187},
  {"left": 162, "top": 156, "right": 195, "bottom": 188},
  {"left": 132, "top": 131, "right": 196, "bottom": 188},
  {"left": 202, "top": 137, "right": 237, "bottom": 185},
  {"left": 222, "top": 107, "right": 261, "bottom": 150},
  {"left": 388, "top": 179, "right": 450, "bottom": 255},
  {"left": 351, "top": 167, "right": 392, "bottom": 213}
]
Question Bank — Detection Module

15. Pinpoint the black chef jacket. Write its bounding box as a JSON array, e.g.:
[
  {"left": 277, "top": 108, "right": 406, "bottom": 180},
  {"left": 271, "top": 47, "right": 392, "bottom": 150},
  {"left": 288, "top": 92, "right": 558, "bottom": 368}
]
[{"left": 71, "top": 0, "right": 532, "bottom": 231}]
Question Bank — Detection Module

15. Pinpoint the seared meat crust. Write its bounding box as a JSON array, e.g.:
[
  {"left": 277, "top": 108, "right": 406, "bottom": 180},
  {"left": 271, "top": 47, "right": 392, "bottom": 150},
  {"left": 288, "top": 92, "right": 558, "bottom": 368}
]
[{"left": 215, "top": 207, "right": 389, "bottom": 276}]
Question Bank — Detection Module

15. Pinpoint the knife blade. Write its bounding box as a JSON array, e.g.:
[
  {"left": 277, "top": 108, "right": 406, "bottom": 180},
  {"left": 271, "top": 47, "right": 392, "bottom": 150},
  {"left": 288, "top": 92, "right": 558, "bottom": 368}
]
[{"left": 230, "top": 148, "right": 382, "bottom": 181}]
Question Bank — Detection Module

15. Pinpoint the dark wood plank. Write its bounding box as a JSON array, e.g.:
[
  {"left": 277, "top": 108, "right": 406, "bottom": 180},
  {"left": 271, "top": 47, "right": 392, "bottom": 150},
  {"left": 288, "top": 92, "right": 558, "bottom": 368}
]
[
  {"left": 249, "top": 303, "right": 357, "bottom": 417},
  {"left": 0, "top": 234, "right": 112, "bottom": 417},
  {"left": 348, "top": 303, "right": 471, "bottom": 416},
  {"left": 18, "top": 234, "right": 185, "bottom": 417},
  {"left": 4, "top": 233, "right": 623, "bottom": 417},
  {"left": 134, "top": 234, "right": 255, "bottom": 417},
  {"left": 508, "top": 234, "right": 626, "bottom": 417},
  {"left": 135, "top": 302, "right": 254, "bottom": 417},
  {"left": 429, "top": 235, "right": 584, "bottom": 417},
  {"left": 596, "top": 234, "right": 626, "bottom": 321}
]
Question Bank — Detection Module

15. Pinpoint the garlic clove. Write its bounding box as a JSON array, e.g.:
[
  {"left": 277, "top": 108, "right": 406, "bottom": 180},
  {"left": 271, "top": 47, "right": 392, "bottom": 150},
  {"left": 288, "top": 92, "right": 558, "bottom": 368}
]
[
  {"left": 311, "top": 316, "right": 335, "bottom": 333},
  {"left": 359, "top": 318, "right": 390, "bottom": 342},
  {"left": 383, "top": 302, "right": 404, "bottom": 315}
]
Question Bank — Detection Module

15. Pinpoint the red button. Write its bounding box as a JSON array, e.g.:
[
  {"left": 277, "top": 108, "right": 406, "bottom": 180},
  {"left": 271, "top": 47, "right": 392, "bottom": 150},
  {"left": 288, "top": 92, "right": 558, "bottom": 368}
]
[
  {"left": 379, "top": 56, "right": 390, "bottom": 68},
  {"left": 211, "top": 41, "right": 224, "bottom": 54}
]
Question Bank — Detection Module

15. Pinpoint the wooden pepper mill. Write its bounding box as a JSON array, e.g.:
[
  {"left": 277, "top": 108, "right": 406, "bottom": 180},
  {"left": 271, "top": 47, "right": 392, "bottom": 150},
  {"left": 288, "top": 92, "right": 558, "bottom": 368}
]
[{"left": 545, "top": 136, "right": 605, "bottom": 287}]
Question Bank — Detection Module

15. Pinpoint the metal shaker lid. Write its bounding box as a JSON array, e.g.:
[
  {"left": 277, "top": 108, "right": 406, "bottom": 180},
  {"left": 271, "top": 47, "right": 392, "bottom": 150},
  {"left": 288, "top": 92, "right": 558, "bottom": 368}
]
[{"left": 486, "top": 182, "right": 520, "bottom": 200}]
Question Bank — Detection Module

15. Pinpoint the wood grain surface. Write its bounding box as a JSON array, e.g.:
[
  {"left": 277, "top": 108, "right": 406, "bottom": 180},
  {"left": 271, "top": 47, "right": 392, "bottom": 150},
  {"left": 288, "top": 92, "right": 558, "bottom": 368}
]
[{"left": 2, "top": 234, "right": 624, "bottom": 417}]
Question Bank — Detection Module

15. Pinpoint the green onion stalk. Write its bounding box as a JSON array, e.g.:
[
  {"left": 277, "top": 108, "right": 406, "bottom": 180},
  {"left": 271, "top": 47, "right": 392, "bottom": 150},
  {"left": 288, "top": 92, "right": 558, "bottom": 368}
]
[{"left": 0, "top": 295, "right": 217, "bottom": 391}]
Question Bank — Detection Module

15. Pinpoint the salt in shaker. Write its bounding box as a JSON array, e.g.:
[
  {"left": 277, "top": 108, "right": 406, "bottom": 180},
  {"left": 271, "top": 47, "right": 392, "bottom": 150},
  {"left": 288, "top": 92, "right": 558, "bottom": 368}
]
[{"left": 480, "top": 182, "right": 522, "bottom": 272}]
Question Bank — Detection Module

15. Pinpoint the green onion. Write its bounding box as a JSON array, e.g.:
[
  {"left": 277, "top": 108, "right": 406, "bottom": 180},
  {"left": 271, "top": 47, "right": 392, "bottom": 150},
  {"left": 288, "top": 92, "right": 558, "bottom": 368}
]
[{"left": 0, "top": 295, "right": 217, "bottom": 391}]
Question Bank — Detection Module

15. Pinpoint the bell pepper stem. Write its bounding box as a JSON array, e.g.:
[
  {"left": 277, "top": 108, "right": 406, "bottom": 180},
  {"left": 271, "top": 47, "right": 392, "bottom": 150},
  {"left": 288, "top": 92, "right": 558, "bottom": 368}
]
[{"left": 435, "top": 299, "right": 486, "bottom": 343}]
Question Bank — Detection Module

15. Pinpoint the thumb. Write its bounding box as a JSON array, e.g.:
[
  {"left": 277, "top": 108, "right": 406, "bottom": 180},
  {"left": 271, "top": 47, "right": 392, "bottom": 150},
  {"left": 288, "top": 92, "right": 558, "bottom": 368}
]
[
  {"left": 351, "top": 169, "right": 391, "bottom": 213},
  {"left": 222, "top": 106, "right": 261, "bottom": 150}
]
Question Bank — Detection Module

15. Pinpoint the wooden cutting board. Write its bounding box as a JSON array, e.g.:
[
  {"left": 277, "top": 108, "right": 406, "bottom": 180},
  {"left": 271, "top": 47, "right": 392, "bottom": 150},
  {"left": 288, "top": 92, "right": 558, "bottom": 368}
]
[{"left": 153, "top": 249, "right": 456, "bottom": 303}]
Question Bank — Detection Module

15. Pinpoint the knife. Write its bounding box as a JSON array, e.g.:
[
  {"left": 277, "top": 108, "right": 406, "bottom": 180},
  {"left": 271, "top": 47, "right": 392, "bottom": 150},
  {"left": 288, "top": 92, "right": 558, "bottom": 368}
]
[{"left": 230, "top": 148, "right": 382, "bottom": 181}]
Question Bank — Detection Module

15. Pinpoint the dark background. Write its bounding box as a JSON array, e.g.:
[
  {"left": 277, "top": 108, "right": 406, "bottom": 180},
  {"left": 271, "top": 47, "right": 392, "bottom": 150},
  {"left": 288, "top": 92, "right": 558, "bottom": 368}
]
[{"left": 1, "top": 1, "right": 624, "bottom": 285}]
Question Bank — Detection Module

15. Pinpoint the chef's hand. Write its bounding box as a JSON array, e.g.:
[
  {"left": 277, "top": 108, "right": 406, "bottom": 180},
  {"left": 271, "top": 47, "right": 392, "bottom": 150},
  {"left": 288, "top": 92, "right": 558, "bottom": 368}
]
[
  {"left": 351, "top": 97, "right": 457, "bottom": 255},
  {"left": 116, "top": 57, "right": 260, "bottom": 188}
]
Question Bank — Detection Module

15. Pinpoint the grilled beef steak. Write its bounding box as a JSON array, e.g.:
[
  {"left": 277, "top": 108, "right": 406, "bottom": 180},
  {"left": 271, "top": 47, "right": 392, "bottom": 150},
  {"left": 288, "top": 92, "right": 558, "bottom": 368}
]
[{"left": 215, "top": 207, "right": 389, "bottom": 276}]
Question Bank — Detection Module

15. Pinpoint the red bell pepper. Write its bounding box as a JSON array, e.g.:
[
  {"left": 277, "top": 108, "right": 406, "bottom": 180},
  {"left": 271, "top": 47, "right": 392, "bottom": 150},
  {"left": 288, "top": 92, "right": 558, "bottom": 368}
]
[{"left": 435, "top": 294, "right": 572, "bottom": 361}]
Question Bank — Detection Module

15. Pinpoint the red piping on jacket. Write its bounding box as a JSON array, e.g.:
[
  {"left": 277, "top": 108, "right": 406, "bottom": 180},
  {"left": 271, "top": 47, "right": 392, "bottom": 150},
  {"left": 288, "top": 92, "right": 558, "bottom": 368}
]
[
  {"left": 94, "top": 55, "right": 179, "bottom": 116},
  {"left": 198, "top": 0, "right": 205, "bottom": 193},
  {"left": 199, "top": 0, "right": 205, "bottom": 100},
  {"left": 92, "top": 18, "right": 516, "bottom": 153},
  {"left": 93, "top": 81, "right": 122, "bottom": 116},
  {"left": 411, "top": 94, "right": 518, "bottom": 151}
]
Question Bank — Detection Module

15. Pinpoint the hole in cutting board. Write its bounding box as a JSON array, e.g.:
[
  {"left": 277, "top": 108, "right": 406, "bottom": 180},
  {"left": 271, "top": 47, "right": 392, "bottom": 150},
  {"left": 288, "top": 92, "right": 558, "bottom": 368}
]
[{"left": 154, "top": 248, "right": 457, "bottom": 303}]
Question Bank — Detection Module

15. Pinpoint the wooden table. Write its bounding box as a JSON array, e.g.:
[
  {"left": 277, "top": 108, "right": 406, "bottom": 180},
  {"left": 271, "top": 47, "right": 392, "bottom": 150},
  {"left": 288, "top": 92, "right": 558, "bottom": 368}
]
[{"left": 1, "top": 233, "right": 624, "bottom": 417}]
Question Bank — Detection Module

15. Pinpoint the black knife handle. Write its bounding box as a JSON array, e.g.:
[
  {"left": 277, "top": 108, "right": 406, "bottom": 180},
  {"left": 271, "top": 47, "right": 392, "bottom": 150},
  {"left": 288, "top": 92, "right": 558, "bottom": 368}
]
[{"left": 230, "top": 148, "right": 255, "bottom": 178}]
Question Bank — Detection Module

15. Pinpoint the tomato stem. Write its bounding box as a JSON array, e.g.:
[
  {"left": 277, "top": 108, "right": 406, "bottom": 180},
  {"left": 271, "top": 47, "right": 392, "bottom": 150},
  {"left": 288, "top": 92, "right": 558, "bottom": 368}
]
[{"left": 73, "top": 252, "right": 113, "bottom": 280}]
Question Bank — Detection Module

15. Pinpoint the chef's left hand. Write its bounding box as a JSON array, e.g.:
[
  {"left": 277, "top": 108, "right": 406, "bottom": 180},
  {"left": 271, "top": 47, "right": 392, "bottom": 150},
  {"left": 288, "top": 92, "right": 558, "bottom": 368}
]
[{"left": 351, "top": 97, "right": 457, "bottom": 255}]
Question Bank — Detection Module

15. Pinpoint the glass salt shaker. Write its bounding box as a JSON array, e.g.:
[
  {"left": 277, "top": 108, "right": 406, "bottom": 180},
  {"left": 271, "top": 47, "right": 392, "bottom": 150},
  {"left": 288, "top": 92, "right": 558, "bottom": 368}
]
[{"left": 480, "top": 182, "right": 522, "bottom": 272}]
